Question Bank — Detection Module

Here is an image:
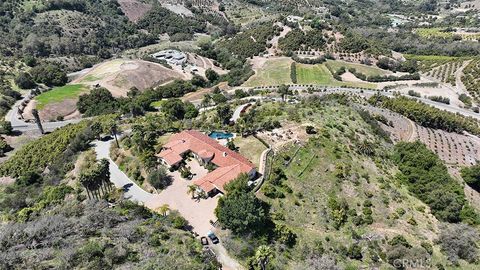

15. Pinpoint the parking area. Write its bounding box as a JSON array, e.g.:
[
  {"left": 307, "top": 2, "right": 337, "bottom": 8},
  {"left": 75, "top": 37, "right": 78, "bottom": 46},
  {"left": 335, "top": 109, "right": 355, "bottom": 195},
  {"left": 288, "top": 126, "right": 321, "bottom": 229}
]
[{"left": 146, "top": 159, "right": 220, "bottom": 235}]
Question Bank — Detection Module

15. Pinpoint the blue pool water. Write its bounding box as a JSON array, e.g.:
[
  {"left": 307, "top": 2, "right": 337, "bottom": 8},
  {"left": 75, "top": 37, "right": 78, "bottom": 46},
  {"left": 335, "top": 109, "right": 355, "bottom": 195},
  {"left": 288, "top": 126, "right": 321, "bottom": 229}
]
[{"left": 209, "top": 131, "right": 234, "bottom": 140}]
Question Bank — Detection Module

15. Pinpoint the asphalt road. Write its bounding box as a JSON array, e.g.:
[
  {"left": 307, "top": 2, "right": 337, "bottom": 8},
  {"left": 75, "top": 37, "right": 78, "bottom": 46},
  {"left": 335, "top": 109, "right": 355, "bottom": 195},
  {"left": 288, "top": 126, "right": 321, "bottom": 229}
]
[
  {"left": 5, "top": 96, "right": 82, "bottom": 132},
  {"left": 93, "top": 139, "right": 155, "bottom": 204}
]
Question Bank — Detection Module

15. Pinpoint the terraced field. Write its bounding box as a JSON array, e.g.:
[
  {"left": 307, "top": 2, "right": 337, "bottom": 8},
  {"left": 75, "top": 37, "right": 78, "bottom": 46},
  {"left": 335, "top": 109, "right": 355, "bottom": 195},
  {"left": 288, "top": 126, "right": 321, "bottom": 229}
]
[{"left": 462, "top": 58, "right": 480, "bottom": 101}]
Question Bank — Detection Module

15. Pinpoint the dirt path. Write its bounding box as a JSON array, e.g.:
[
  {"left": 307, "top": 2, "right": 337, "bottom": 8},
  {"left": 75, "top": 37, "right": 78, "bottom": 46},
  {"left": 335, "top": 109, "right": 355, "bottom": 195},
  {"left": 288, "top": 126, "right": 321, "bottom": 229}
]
[{"left": 406, "top": 119, "right": 417, "bottom": 142}]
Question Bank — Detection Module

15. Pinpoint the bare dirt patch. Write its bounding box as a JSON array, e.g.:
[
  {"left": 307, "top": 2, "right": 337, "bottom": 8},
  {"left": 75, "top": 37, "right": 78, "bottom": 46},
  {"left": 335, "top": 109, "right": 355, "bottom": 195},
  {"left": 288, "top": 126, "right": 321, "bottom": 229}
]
[
  {"left": 257, "top": 122, "right": 308, "bottom": 151},
  {"left": 117, "top": 0, "right": 152, "bottom": 22},
  {"left": 74, "top": 59, "right": 186, "bottom": 97}
]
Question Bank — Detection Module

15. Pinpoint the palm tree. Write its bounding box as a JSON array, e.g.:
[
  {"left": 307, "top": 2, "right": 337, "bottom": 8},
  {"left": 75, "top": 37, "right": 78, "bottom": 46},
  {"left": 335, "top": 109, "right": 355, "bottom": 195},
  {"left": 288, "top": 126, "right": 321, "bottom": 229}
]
[
  {"left": 255, "top": 245, "right": 273, "bottom": 270},
  {"left": 32, "top": 109, "right": 44, "bottom": 134},
  {"left": 158, "top": 204, "right": 170, "bottom": 217},
  {"left": 187, "top": 185, "right": 197, "bottom": 199},
  {"left": 79, "top": 174, "right": 92, "bottom": 200}
]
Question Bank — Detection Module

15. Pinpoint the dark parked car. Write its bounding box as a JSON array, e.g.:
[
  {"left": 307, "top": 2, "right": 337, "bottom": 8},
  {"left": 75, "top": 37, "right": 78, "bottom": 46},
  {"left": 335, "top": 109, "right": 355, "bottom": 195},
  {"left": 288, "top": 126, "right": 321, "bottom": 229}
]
[{"left": 207, "top": 231, "right": 219, "bottom": 244}]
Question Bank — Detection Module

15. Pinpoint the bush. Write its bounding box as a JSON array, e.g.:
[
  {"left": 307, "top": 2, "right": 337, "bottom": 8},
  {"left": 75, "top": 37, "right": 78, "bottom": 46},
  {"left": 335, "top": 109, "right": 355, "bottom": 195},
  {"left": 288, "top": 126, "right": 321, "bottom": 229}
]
[
  {"left": 439, "top": 224, "right": 479, "bottom": 265},
  {"left": 147, "top": 168, "right": 173, "bottom": 190},
  {"left": 461, "top": 165, "right": 480, "bottom": 192},
  {"left": 30, "top": 64, "right": 67, "bottom": 86},
  {"left": 393, "top": 141, "right": 472, "bottom": 223},
  {"left": 14, "top": 72, "right": 36, "bottom": 89}
]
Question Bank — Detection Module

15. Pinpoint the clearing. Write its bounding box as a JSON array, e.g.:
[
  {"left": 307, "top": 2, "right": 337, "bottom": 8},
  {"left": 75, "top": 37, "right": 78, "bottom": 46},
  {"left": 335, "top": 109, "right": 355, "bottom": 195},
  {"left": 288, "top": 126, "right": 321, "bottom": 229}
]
[
  {"left": 325, "top": 60, "right": 391, "bottom": 77},
  {"left": 296, "top": 63, "right": 376, "bottom": 88},
  {"left": 73, "top": 59, "right": 186, "bottom": 97},
  {"left": 244, "top": 57, "right": 293, "bottom": 87},
  {"left": 233, "top": 136, "right": 267, "bottom": 168}
]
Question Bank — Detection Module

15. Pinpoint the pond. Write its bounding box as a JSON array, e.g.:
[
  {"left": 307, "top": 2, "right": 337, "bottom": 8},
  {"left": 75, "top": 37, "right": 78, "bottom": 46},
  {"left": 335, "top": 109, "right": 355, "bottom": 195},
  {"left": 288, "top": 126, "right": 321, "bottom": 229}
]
[{"left": 209, "top": 131, "right": 234, "bottom": 140}]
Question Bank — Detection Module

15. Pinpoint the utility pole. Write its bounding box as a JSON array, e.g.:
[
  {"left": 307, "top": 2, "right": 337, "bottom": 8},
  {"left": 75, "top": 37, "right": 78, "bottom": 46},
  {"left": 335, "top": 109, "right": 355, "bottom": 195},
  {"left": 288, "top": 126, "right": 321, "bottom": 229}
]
[{"left": 32, "top": 109, "right": 44, "bottom": 134}]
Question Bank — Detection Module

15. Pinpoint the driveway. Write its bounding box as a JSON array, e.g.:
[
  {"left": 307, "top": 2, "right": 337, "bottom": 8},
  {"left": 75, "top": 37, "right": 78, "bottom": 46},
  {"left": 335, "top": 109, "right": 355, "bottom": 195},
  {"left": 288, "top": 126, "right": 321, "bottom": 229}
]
[
  {"left": 94, "top": 138, "right": 219, "bottom": 234},
  {"left": 94, "top": 139, "right": 155, "bottom": 204},
  {"left": 146, "top": 159, "right": 219, "bottom": 235}
]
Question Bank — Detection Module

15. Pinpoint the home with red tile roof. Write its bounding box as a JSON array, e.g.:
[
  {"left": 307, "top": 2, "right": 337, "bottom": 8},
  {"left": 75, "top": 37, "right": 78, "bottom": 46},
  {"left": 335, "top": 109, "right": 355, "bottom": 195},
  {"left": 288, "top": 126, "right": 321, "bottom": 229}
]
[{"left": 156, "top": 130, "right": 257, "bottom": 196}]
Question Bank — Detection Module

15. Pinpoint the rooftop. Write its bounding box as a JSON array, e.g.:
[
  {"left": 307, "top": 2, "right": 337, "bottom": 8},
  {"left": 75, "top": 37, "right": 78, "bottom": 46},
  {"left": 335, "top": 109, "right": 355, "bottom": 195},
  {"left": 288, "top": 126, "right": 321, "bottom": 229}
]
[{"left": 157, "top": 130, "right": 256, "bottom": 193}]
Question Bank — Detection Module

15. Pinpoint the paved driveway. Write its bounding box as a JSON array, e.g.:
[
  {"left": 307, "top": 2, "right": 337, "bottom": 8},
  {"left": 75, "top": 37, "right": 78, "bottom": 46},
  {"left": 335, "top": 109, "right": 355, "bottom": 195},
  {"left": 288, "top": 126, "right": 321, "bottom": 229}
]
[
  {"left": 94, "top": 138, "right": 219, "bottom": 234},
  {"left": 147, "top": 159, "right": 219, "bottom": 235},
  {"left": 94, "top": 139, "right": 155, "bottom": 204}
]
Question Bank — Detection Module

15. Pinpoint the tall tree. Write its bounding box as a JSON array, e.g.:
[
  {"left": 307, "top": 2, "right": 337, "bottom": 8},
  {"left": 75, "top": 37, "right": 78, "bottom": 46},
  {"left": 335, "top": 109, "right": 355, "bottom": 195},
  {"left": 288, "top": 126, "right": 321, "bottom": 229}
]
[{"left": 32, "top": 109, "right": 44, "bottom": 134}]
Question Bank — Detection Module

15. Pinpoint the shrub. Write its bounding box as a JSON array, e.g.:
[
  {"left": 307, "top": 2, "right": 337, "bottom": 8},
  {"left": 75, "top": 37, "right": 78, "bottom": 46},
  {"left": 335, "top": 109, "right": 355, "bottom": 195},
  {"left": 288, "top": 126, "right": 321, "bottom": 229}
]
[
  {"left": 147, "top": 168, "right": 173, "bottom": 190},
  {"left": 14, "top": 72, "right": 36, "bottom": 89}
]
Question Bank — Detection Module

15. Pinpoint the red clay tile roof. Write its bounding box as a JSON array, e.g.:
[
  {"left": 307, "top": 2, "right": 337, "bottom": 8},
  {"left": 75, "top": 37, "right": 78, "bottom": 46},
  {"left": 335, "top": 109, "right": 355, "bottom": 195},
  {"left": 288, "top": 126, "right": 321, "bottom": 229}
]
[
  {"left": 194, "top": 164, "right": 242, "bottom": 193},
  {"left": 157, "top": 130, "right": 256, "bottom": 193},
  {"left": 157, "top": 149, "right": 182, "bottom": 166}
]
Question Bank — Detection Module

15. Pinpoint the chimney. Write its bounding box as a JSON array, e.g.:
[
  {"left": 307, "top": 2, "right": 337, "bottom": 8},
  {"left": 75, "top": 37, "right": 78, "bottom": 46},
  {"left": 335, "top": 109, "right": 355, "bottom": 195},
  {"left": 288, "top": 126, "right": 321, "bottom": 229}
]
[{"left": 223, "top": 152, "right": 227, "bottom": 157}]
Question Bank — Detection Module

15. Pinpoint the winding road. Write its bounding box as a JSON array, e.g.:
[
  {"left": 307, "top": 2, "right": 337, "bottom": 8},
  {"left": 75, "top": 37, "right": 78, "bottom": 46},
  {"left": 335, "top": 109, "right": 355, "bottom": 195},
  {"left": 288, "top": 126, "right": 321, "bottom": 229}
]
[{"left": 5, "top": 96, "right": 82, "bottom": 132}]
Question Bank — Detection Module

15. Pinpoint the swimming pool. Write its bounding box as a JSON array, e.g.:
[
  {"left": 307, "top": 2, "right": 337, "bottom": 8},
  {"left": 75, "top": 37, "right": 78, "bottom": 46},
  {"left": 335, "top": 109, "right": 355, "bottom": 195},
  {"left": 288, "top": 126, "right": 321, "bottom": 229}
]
[{"left": 209, "top": 131, "right": 234, "bottom": 140}]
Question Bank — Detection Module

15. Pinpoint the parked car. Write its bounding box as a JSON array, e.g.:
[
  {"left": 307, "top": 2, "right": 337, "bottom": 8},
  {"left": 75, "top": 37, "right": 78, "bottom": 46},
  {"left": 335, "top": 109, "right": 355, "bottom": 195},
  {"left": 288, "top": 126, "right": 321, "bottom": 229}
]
[
  {"left": 200, "top": 236, "right": 209, "bottom": 246},
  {"left": 207, "top": 231, "right": 219, "bottom": 244}
]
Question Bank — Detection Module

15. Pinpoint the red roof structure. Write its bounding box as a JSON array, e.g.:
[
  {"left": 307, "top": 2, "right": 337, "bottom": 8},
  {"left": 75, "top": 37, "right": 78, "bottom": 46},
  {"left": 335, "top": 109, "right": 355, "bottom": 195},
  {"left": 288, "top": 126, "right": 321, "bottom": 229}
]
[{"left": 156, "top": 130, "right": 256, "bottom": 194}]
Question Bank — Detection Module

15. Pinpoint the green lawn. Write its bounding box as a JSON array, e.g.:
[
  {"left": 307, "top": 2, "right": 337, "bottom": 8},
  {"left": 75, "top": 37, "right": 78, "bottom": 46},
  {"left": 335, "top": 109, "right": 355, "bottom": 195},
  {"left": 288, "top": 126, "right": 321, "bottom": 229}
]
[
  {"left": 296, "top": 64, "right": 334, "bottom": 85},
  {"left": 296, "top": 63, "right": 376, "bottom": 88},
  {"left": 243, "top": 58, "right": 293, "bottom": 87},
  {"left": 35, "top": 84, "right": 87, "bottom": 109},
  {"left": 325, "top": 60, "right": 389, "bottom": 77}
]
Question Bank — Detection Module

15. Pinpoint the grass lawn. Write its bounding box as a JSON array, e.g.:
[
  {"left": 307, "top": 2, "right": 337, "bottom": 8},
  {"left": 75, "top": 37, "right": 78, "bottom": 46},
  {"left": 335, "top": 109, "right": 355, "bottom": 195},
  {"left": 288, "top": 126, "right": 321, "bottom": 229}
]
[
  {"left": 296, "top": 64, "right": 334, "bottom": 85},
  {"left": 243, "top": 58, "right": 293, "bottom": 87},
  {"left": 325, "top": 60, "right": 389, "bottom": 77},
  {"left": 35, "top": 84, "right": 87, "bottom": 109},
  {"left": 296, "top": 63, "right": 376, "bottom": 88},
  {"left": 233, "top": 136, "right": 267, "bottom": 168},
  {"left": 151, "top": 100, "right": 166, "bottom": 108}
]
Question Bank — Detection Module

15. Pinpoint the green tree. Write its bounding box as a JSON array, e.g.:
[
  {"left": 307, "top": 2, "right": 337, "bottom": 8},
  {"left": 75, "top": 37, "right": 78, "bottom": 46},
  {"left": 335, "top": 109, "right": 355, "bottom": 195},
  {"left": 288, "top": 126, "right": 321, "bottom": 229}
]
[
  {"left": 215, "top": 191, "right": 267, "bottom": 234},
  {"left": 158, "top": 204, "right": 170, "bottom": 216},
  {"left": 14, "top": 72, "right": 36, "bottom": 89},
  {"left": 461, "top": 165, "right": 480, "bottom": 192},
  {"left": 0, "top": 120, "right": 13, "bottom": 135},
  {"left": 205, "top": 68, "right": 219, "bottom": 83},
  {"left": 216, "top": 104, "right": 232, "bottom": 124}
]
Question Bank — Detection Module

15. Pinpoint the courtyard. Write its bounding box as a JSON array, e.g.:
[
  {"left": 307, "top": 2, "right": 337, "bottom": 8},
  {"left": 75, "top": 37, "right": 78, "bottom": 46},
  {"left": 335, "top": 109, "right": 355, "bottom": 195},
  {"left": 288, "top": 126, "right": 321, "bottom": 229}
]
[{"left": 146, "top": 159, "right": 220, "bottom": 235}]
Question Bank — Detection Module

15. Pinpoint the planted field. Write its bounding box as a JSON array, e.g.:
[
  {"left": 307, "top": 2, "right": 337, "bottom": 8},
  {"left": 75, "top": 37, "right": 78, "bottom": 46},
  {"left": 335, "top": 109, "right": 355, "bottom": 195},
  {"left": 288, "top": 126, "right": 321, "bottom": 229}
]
[
  {"left": 425, "top": 60, "right": 464, "bottom": 85},
  {"left": 325, "top": 60, "right": 390, "bottom": 77},
  {"left": 296, "top": 63, "right": 375, "bottom": 88},
  {"left": 296, "top": 64, "right": 333, "bottom": 85},
  {"left": 35, "top": 84, "right": 87, "bottom": 109},
  {"left": 415, "top": 28, "right": 480, "bottom": 41},
  {"left": 243, "top": 58, "right": 293, "bottom": 87},
  {"left": 462, "top": 58, "right": 480, "bottom": 101},
  {"left": 414, "top": 126, "right": 480, "bottom": 166}
]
